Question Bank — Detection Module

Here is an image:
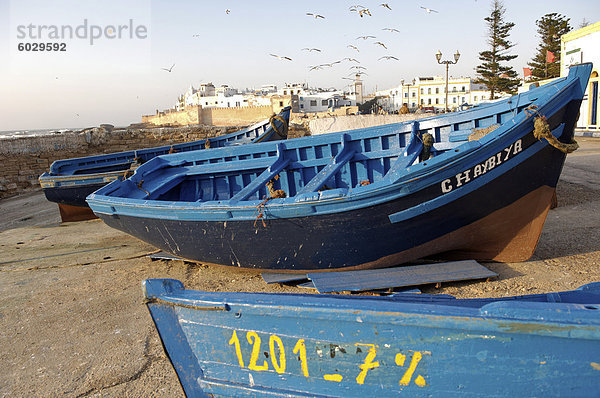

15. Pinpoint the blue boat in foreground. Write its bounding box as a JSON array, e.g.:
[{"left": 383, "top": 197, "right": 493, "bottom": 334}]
[
  {"left": 39, "top": 107, "right": 290, "bottom": 221},
  {"left": 88, "top": 64, "right": 592, "bottom": 270},
  {"left": 143, "top": 278, "right": 600, "bottom": 397}
]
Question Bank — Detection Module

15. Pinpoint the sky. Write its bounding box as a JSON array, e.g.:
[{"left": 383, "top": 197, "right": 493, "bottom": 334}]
[{"left": 0, "top": 0, "right": 599, "bottom": 131}]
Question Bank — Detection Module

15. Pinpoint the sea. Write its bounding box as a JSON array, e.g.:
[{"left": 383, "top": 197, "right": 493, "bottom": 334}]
[{"left": 0, "top": 128, "right": 85, "bottom": 139}]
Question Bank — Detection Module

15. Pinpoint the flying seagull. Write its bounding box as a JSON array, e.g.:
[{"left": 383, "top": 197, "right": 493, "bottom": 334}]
[
  {"left": 382, "top": 27, "right": 400, "bottom": 33},
  {"left": 356, "top": 35, "right": 376, "bottom": 40},
  {"left": 308, "top": 65, "right": 324, "bottom": 71},
  {"left": 341, "top": 57, "right": 360, "bottom": 63},
  {"left": 225, "top": 9, "right": 230, "bottom": 14},
  {"left": 302, "top": 48, "right": 322, "bottom": 52},
  {"left": 420, "top": 6, "right": 439, "bottom": 13},
  {"left": 342, "top": 77, "right": 355, "bottom": 81},
  {"left": 161, "top": 64, "right": 175, "bottom": 72},
  {"left": 306, "top": 12, "right": 325, "bottom": 19},
  {"left": 379, "top": 55, "right": 399, "bottom": 61},
  {"left": 380, "top": 3, "right": 392, "bottom": 10},
  {"left": 375, "top": 41, "right": 387, "bottom": 49},
  {"left": 347, "top": 44, "right": 360, "bottom": 52},
  {"left": 349, "top": 5, "right": 365, "bottom": 11},
  {"left": 350, "top": 65, "right": 367, "bottom": 70},
  {"left": 358, "top": 8, "right": 372, "bottom": 17},
  {"left": 270, "top": 54, "right": 292, "bottom": 61}
]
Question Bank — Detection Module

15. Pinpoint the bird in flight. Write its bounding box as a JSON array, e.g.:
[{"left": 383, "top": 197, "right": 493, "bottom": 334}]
[
  {"left": 375, "top": 41, "right": 387, "bottom": 49},
  {"left": 356, "top": 35, "right": 376, "bottom": 40},
  {"left": 420, "top": 6, "right": 439, "bottom": 13},
  {"left": 270, "top": 54, "right": 292, "bottom": 61},
  {"left": 306, "top": 12, "right": 325, "bottom": 19},
  {"left": 382, "top": 27, "right": 400, "bottom": 33},
  {"left": 380, "top": 3, "right": 392, "bottom": 10},
  {"left": 192, "top": 34, "right": 200, "bottom": 37},
  {"left": 341, "top": 57, "right": 360, "bottom": 63},
  {"left": 161, "top": 64, "right": 175, "bottom": 72},
  {"left": 308, "top": 65, "right": 324, "bottom": 71},
  {"left": 358, "top": 8, "right": 372, "bottom": 17},
  {"left": 350, "top": 65, "right": 367, "bottom": 70},
  {"left": 347, "top": 44, "right": 360, "bottom": 52},
  {"left": 349, "top": 5, "right": 365, "bottom": 11},
  {"left": 379, "top": 55, "right": 399, "bottom": 61},
  {"left": 302, "top": 48, "right": 322, "bottom": 52},
  {"left": 225, "top": 9, "right": 230, "bottom": 14}
]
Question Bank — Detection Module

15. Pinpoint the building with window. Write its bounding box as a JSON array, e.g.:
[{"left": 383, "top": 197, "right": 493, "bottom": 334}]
[
  {"left": 277, "top": 83, "right": 357, "bottom": 113},
  {"left": 561, "top": 21, "right": 600, "bottom": 134},
  {"left": 376, "top": 77, "right": 492, "bottom": 113}
]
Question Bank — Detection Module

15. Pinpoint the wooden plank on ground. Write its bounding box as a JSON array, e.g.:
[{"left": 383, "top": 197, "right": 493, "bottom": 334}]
[
  {"left": 307, "top": 260, "right": 497, "bottom": 293},
  {"left": 261, "top": 273, "right": 309, "bottom": 284},
  {"left": 147, "top": 251, "right": 184, "bottom": 261}
]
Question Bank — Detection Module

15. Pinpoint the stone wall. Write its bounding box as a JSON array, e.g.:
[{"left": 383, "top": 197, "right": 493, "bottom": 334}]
[
  {"left": 307, "top": 113, "right": 432, "bottom": 135},
  {"left": 0, "top": 125, "right": 239, "bottom": 200},
  {"left": 142, "top": 97, "right": 293, "bottom": 127},
  {"left": 200, "top": 105, "right": 274, "bottom": 126},
  {"left": 141, "top": 106, "right": 201, "bottom": 126}
]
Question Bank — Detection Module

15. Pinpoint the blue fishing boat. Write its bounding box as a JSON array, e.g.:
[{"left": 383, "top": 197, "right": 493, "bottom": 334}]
[
  {"left": 39, "top": 107, "right": 290, "bottom": 221},
  {"left": 143, "top": 278, "right": 600, "bottom": 397},
  {"left": 87, "top": 64, "right": 592, "bottom": 270}
]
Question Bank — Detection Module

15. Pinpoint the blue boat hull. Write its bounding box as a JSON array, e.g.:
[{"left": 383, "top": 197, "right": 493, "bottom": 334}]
[
  {"left": 143, "top": 279, "right": 600, "bottom": 397},
  {"left": 96, "top": 103, "right": 577, "bottom": 270},
  {"left": 42, "top": 181, "right": 110, "bottom": 208}
]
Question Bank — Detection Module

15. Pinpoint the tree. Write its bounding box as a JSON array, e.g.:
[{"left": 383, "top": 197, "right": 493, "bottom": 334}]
[
  {"left": 528, "top": 13, "right": 571, "bottom": 80},
  {"left": 475, "top": 0, "right": 520, "bottom": 98}
]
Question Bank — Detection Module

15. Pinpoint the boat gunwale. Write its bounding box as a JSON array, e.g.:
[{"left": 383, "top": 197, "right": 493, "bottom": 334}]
[{"left": 143, "top": 282, "right": 600, "bottom": 336}]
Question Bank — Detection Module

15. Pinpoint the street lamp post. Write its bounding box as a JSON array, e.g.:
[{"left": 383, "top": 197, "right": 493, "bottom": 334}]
[{"left": 435, "top": 50, "right": 460, "bottom": 112}]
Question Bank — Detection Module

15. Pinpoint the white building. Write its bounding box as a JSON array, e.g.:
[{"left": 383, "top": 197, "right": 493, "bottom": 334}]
[
  {"left": 176, "top": 83, "right": 261, "bottom": 110},
  {"left": 278, "top": 83, "right": 356, "bottom": 113},
  {"left": 377, "top": 76, "right": 492, "bottom": 113},
  {"left": 561, "top": 21, "right": 600, "bottom": 134}
]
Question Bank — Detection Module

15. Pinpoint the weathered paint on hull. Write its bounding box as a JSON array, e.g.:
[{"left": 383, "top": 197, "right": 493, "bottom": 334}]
[
  {"left": 143, "top": 279, "right": 600, "bottom": 397},
  {"left": 97, "top": 137, "right": 568, "bottom": 271},
  {"left": 43, "top": 182, "right": 107, "bottom": 208}
]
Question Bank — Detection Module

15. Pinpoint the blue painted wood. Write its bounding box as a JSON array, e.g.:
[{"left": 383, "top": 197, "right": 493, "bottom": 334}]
[
  {"left": 143, "top": 278, "right": 600, "bottom": 397},
  {"left": 39, "top": 107, "right": 291, "bottom": 208},
  {"left": 297, "top": 134, "right": 354, "bottom": 194},
  {"left": 307, "top": 260, "right": 497, "bottom": 293},
  {"left": 86, "top": 64, "right": 594, "bottom": 270}
]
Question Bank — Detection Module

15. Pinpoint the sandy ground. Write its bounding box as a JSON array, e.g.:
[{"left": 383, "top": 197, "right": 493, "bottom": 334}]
[{"left": 1, "top": 137, "right": 599, "bottom": 397}]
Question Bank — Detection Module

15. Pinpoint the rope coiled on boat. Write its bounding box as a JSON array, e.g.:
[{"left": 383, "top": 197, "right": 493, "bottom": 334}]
[{"left": 525, "top": 105, "right": 579, "bottom": 154}]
